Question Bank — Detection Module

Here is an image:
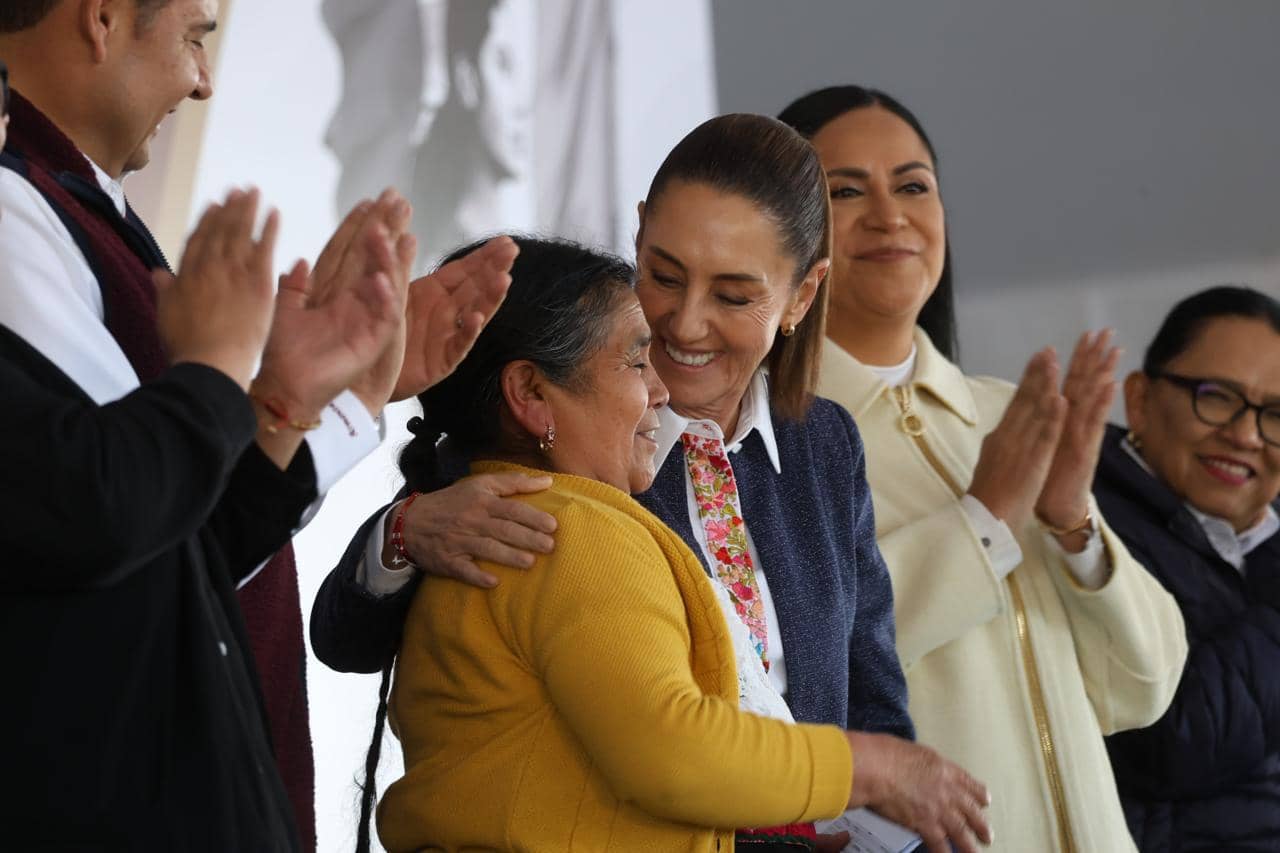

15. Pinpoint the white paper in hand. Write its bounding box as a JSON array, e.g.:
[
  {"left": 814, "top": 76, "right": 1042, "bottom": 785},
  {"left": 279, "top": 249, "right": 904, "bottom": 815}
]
[{"left": 816, "top": 807, "right": 922, "bottom": 853}]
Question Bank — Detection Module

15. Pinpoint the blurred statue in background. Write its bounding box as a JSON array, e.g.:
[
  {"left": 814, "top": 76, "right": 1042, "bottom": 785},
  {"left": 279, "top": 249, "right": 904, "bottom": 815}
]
[{"left": 325, "top": 0, "right": 533, "bottom": 273}]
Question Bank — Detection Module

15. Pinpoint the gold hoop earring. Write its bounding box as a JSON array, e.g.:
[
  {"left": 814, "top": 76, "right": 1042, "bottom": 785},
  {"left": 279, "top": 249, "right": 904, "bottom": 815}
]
[
  {"left": 538, "top": 425, "right": 557, "bottom": 452},
  {"left": 781, "top": 323, "right": 797, "bottom": 337},
  {"left": 1126, "top": 429, "right": 1143, "bottom": 450}
]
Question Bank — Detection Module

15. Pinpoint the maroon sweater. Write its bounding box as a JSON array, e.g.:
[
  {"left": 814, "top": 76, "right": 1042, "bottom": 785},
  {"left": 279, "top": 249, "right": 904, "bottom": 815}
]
[{"left": 6, "top": 91, "right": 316, "bottom": 851}]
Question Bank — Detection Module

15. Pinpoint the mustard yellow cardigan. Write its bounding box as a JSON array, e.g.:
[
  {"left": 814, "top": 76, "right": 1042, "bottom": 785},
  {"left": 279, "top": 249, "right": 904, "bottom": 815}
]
[{"left": 377, "top": 462, "right": 852, "bottom": 852}]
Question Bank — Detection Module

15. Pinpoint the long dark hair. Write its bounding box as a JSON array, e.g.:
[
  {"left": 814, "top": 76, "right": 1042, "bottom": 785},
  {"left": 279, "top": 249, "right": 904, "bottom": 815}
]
[
  {"left": 355, "top": 235, "right": 635, "bottom": 853},
  {"left": 642, "top": 113, "right": 831, "bottom": 421},
  {"left": 777, "top": 85, "right": 959, "bottom": 362},
  {"left": 1143, "top": 285, "right": 1280, "bottom": 375}
]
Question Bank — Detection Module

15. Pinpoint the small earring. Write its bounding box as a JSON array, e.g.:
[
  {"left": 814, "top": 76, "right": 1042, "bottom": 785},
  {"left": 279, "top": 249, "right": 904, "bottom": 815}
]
[
  {"left": 1126, "top": 429, "right": 1143, "bottom": 450},
  {"left": 538, "top": 425, "right": 557, "bottom": 452},
  {"left": 781, "top": 323, "right": 797, "bottom": 337}
]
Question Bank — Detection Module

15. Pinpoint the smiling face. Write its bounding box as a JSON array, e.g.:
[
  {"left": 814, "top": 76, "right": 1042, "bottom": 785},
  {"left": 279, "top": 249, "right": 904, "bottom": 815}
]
[
  {"left": 810, "top": 105, "right": 946, "bottom": 334},
  {"left": 635, "top": 181, "right": 818, "bottom": 433},
  {"left": 541, "top": 293, "right": 670, "bottom": 493},
  {"left": 104, "top": 0, "right": 217, "bottom": 174},
  {"left": 1125, "top": 316, "right": 1280, "bottom": 531}
]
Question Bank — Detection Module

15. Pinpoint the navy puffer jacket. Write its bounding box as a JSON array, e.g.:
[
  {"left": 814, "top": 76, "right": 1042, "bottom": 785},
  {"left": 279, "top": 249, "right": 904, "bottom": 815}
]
[{"left": 1097, "top": 424, "right": 1280, "bottom": 852}]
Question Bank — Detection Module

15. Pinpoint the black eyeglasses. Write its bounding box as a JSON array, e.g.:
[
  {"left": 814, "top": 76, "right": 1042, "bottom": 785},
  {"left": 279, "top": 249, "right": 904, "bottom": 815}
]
[{"left": 1150, "top": 371, "right": 1280, "bottom": 447}]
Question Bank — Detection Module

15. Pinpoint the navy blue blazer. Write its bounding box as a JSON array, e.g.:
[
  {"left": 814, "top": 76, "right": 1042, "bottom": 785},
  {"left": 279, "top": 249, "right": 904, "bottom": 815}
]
[
  {"left": 311, "top": 398, "right": 913, "bottom": 738},
  {"left": 637, "top": 398, "right": 911, "bottom": 736}
]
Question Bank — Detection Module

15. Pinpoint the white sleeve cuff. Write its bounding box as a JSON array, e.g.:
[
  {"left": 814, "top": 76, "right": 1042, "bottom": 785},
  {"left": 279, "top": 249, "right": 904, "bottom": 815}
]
[
  {"left": 960, "top": 494, "right": 1023, "bottom": 578},
  {"left": 305, "top": 389, "right": 381, "bottom": 495},
  {"left": 355, "top": 502, "right": 419, "bottom": 597},
  {"left": 1049, "top": 525, "right": 1109, "bottom": 590}
]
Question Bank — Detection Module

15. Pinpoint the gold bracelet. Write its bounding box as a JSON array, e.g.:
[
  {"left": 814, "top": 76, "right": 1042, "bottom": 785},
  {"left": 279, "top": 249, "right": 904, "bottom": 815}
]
[{"left": 1036, "top": 509, "right": 1094, "bottom": 537}]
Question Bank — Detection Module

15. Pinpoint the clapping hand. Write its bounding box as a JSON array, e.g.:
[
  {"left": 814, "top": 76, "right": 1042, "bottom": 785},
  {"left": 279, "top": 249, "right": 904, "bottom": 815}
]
[
  {"left": 1035, "top": 329, "right": 1121, "bottom": 548},
  {"left": 391, "top": 236, "right": 519, "bottom": 402},
  {"left": 304, "top": 190, "right": 417, "bottom": 418},
  {"left": 967, "top": 348, "right": 1067, "bottom": 531},
  {"left": 251, "top": 200, "right": 405, "bottom": 428},
  {"left": 155, "top": 188, "right": 279, "bottom": 390}
]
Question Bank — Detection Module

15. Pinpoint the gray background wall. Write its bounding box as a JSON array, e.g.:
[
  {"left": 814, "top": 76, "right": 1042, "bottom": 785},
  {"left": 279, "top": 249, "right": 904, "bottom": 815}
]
[{"left": 711, "top": 0, "right": 1280, "bottom": 389}]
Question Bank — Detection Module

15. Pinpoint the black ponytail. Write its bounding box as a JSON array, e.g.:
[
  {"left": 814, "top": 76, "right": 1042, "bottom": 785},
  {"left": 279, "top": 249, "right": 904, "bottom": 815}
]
[{"left": 354, "top": 663, "right": 393, "bottom": 853}]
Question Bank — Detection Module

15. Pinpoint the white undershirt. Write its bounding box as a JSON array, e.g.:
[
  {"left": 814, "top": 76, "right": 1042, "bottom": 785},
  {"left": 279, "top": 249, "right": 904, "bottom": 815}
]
[{"left": 0, "top": 153, "right": 380, "bottom": 588}]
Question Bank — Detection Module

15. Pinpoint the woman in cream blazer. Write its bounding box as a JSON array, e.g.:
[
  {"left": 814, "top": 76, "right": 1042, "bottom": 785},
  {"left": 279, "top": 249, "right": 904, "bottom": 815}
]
[{"left": 781, "top": 86, "right": 1187, "bottom": 852}]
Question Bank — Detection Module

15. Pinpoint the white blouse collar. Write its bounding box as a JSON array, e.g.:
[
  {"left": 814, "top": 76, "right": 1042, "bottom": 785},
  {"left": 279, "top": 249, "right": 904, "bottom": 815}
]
[{"left": 654, "top": 370, "right": 782, "bottom": 474}]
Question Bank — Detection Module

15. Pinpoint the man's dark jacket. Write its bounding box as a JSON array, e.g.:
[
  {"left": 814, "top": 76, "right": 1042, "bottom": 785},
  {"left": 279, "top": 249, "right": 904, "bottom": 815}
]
[
  {"left": 0, "top": 90, "right": 309, "bottom": 850},
  {"left": 0, "top": 327, "right": 312, "bottom": 850}
]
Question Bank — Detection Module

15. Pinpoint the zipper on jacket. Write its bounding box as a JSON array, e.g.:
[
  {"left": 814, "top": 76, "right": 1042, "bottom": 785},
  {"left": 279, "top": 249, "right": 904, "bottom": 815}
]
[{"left": 892, "top": 385, "right": 1077, "bottom": 852}]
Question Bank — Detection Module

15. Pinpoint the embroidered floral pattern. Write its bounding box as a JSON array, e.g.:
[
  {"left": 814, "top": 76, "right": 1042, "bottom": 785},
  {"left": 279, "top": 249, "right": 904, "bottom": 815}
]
[{"left": 682, "top": 432, "right": 770, "bottom": 671}]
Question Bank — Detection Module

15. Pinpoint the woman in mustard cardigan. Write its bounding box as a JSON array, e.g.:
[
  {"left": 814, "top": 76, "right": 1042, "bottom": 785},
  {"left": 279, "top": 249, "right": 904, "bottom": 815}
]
[{"left": 371, "top": 237, "right": 990, "bottom": 852}]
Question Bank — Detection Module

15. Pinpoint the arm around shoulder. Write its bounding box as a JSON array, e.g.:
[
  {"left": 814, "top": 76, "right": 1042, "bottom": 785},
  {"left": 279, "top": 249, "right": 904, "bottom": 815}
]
[{"left": 310, "top": 497, "right": 420, "bottom": 673}]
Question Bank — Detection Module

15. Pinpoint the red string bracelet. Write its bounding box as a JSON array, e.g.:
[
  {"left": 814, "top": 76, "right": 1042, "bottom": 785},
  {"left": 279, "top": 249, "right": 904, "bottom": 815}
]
[
  {"left": 389, "top": 492, "right": 421, "bottom": 569},
  {"left": 249, "top": 394, "right": 323, "bottom": 435}
]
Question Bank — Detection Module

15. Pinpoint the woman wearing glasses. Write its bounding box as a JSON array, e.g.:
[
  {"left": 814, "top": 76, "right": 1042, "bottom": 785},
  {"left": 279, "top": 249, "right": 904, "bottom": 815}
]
[{"left": 1099, "top": 286, "right": 1280, "bottom": 852}]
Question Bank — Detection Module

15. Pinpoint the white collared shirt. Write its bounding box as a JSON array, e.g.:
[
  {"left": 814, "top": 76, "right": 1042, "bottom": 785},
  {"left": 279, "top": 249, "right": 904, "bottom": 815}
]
[
  {"left": 1122, "top": 439, "right": 1279, "bottom": 572},
  {"left": 0, "top": 148, "right": 380, "bottom": 588},
  {"left": 652, "top": 369, "right": 790, "bottom": 697}
]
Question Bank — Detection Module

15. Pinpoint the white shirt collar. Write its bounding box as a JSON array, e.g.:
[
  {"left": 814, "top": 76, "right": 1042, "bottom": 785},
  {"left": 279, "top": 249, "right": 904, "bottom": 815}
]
[
  {"left": 654, "top": 370, "right": 782, "bottom": 474},
  {"left": 1122, "top": 437, "right": 1279, "bottom": 571},
  {"left": 87, "top": 157, "right": 128, "bottom": 218}
]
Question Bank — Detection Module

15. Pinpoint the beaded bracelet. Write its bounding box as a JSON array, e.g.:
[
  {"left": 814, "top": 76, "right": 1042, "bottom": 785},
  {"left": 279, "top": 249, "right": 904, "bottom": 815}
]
[
  {"left": 250, "top": 394, "right": 324, "bottom": 435},
  {"left": 389, "top": 492, "right": 422, "bottom": 569}
]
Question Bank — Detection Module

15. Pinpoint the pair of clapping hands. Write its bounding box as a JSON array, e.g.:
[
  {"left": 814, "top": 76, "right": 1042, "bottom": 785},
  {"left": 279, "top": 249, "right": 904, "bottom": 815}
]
[
  {"left": 970, "top": 331, "right": 1122, "bottom": 551},
  {"left": 155, "top": 188, "right": 518, "bottom": 461}
]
